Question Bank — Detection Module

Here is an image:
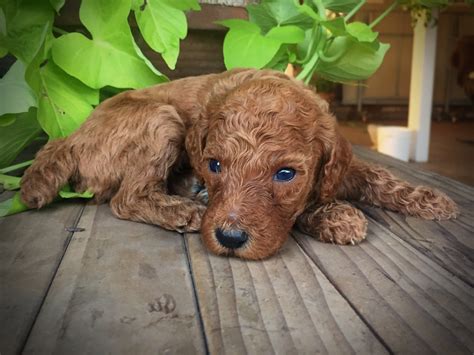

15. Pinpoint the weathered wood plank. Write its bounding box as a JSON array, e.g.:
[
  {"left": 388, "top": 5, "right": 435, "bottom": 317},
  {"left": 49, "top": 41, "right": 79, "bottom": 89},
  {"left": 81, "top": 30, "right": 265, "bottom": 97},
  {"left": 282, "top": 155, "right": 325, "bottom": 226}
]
[
  {"left": 185, "top": 233, "right": 389, "bottom": 354},
  {"left": 23, "top": 204, "right": 205, "bottom": 354},
  {"left": 0, "top": 201, "right": 85, "bottom": 355},
  {"left": 294, "top": 219, "right": 474, "bottom": 354},
  {"left": 353, "top": 145, "right": 474, "bottom": 287},
  {"left": 358, "top": 205, "right": 474, "bottom": 287}
]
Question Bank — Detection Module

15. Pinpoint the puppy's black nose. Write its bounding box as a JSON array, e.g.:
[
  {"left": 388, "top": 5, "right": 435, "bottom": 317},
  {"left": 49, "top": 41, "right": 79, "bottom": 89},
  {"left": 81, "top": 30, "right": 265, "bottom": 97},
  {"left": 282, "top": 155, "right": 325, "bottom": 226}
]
[{"left": 215, "top": 228, "right": 248, "bottom": 249}]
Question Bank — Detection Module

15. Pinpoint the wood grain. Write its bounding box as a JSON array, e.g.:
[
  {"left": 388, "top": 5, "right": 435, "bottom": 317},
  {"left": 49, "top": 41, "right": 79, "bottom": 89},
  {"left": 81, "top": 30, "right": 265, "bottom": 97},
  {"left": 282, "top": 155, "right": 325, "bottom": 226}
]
[
  {"left": 353, "top": 146, "right": 474, "bottom": 287},
  {"left": 0, "top": 201, "right": 85, "bottom": 355},
  {"left": 294, "top": 219, "right": 474, "bottom": 354},
  {"left": 23, "top": 204, "right": 206, "bottom": 355},
  {"left": 185, "top": 233, "right": 388, "bottom": 354}
]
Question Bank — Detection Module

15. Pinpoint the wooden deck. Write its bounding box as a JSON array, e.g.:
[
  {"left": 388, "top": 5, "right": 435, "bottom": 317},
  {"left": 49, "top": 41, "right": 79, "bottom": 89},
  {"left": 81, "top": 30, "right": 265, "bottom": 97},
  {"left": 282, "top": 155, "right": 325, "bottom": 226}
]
[{"left": 1, "top": 146, "right": 473, "bottom": 354}]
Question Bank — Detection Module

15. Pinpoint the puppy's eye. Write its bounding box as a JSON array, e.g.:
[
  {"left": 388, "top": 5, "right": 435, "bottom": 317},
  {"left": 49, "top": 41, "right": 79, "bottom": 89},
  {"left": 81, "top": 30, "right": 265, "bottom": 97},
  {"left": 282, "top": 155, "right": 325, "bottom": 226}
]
[
  {"left": 209, "top": 159, "right": 221, "bottom": 173},
  {"left": 274, "top": 168, "right": 296, "bottom": 182}
]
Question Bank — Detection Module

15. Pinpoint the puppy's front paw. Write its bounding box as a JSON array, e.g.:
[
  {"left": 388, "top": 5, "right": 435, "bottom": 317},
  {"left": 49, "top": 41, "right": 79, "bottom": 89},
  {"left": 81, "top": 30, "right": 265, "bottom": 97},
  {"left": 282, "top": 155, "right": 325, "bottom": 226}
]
[
  {"left": 174, "top": 202, "right": 206, "bottom": 233},
  {"left": 297, "top": 202, "right": 368, "bottom": 245},
  {"left": 20, "top": 174, "right": 56, "bottom": 209},
  {"left": 407, "top": 187, "right": 459, "bottom": 220}
]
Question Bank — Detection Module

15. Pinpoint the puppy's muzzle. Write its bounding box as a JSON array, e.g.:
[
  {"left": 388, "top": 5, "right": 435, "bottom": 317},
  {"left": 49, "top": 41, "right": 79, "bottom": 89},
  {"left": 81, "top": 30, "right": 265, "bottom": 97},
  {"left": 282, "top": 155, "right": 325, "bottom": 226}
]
[{"left": 215, "top": 228, "right": 248, "bottom": 249}]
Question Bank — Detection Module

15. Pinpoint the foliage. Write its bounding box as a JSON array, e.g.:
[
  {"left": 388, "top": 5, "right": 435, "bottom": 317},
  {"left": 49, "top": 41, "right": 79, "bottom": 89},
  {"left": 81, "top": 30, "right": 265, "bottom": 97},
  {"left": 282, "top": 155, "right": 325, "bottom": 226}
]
[
  {"left": 219, "top": 0, "right": 390, "bottom": 84},
  {"left": 219, "top": 0, "right": 466, "bottom": 84},
  {"left": 0, "top": 0, "right": 200, "bottom": 215}
]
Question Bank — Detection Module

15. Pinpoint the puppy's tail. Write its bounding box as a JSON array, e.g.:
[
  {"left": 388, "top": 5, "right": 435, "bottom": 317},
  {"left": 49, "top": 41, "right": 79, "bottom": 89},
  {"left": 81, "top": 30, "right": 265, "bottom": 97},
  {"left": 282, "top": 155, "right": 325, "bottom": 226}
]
[{"left": 21, "top": 138, "right": 76, "bottom": 208}]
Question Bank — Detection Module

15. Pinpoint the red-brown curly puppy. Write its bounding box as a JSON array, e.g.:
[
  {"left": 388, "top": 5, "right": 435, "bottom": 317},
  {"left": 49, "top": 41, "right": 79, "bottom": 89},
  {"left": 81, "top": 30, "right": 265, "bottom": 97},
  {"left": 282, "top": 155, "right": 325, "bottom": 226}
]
[{"left": 20, "top": 69, "right": 458, "bottom": 259}]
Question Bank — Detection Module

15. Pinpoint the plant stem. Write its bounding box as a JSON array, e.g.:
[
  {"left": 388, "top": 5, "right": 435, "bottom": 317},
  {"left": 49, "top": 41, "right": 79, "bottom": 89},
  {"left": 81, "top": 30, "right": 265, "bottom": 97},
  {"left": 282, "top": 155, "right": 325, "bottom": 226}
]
[
  {"left": 369, "top": 0, "right": 399, "bottom": 29},
  {"left": 53, "top": 26, "right": 68, "bottom": 35},
  {"left": 318, "top": 48, "right": 343, "bottom": 63},
  {"left": 296, "top": 25, "right": 321, "bottom": 64},
  {"left": 312, "top": 0, "right": 327, "bottom": 20},
  {"left": 0, "top": 160, "right": 34, "bottom": 174},
  {"left": 296, "top": 52, "right": 319, "bottom": 82},
  {"left": 345, "top": 0, "right": 366, "bottom": 22}
]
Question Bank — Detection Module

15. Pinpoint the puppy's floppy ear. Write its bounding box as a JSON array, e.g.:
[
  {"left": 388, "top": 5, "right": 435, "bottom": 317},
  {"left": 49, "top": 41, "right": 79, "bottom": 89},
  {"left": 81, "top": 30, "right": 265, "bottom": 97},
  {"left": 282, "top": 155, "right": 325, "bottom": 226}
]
[
  {"left": 318, "top": 131, "right": 352, "bottom": 203},
  {"left": 185, "top": 117, "right": 208, "bottom": 176}
]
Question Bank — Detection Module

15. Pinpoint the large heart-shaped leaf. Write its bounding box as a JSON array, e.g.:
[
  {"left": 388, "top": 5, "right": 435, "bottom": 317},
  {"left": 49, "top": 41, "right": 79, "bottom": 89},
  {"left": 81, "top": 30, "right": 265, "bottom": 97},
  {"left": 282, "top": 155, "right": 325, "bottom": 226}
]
[
  {"left": 317, "top": 37, "right": 390, "bottom": 82},
  {"left": 32, "top": 61, "right": 99, "bottom": 138},
  {"left": 0, "top": 60, "right": 36, "bottom": 116},
  {"left": 0, "top": 108, "right": 41, "bottom": 168},
  {"left": 133, "top": 0, "right": 200, "bottom": 70},
  {"left": 247, "top": 0, "right": 314, "bottom": 33},
  {"left": 0, "top": 0, "right": 54, "bottom": 63},
  {"left": 52, "top": 0, "right": 166, "bottom": 89},
  {"left": 218, "top": 19, "right": 304, "bottom": 69},
  {"left": 266, "top": 25, "right": 306, "bottom": 43}
]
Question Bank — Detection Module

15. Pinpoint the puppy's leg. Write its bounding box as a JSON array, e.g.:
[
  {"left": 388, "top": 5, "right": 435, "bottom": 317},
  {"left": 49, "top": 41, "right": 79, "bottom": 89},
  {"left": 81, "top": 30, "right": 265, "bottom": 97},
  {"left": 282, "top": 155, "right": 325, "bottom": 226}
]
[
  {"left": 110, "top": 176, "right": 206, "bottom": 232},
  {"left": 296, "top": 201, "right": 368, "bottom": 245},
  {"left": 108, "top": 104, "right": 206, "bottom": 232},
  {"left": 339, "top": 158, "right": 459, "bottom": 220},
  {"left": 21, "top": 138, "right": 75, "bottom": 208}
]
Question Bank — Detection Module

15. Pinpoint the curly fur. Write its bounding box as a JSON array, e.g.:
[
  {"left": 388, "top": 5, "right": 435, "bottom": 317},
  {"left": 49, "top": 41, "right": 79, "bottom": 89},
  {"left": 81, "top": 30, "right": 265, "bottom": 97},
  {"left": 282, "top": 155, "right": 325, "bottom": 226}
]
[{"left": 20, "top": 69, "right": 459, "bottom": 260}]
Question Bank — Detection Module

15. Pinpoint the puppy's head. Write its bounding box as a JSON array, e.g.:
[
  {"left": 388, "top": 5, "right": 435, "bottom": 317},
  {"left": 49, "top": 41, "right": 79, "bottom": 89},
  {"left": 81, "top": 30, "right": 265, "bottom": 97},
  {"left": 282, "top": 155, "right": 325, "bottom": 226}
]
[{"left": 187, "top": 75, "right": 351, "bottom": 259}]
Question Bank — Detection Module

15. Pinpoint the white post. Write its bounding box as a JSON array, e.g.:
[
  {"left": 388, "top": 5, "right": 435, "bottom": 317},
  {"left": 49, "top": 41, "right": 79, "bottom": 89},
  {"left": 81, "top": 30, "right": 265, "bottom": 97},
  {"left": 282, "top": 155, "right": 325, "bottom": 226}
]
[{"left": 408, "top": 10, "right": 438, "bottom": 162}]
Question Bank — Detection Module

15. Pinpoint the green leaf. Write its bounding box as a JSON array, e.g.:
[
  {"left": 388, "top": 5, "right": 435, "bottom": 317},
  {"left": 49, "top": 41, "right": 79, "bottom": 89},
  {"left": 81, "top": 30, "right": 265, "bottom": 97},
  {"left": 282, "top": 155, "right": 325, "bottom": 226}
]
[
  {"left": 264, "top": 46, "right": 290, "bottom": 71},
  {"left": 266, "top": 25, "right": 305, "bottom": 43},
  {"left": 321, "top": 17, "right": 347, "bottom": 36},
  {"left": 295, "top": 2, "right": 322, "bottom": 21},
  {"left": 1, "top": 0, "right": 54, "bottom": 63},
  {"left": 322, "top": 0, "right": 360, "bottom": 13},
  {"left": 218, "top": 19, "right": 304, "bottom": 69},
  {"left": 0, "top": 173, "right": 20, "bottom": 190},
  {"left": 321, "top": 19, "right": 378, "bottom": 42},
  {"left": 59, "top": 184, "right": 94, "bottom": 199},
  {"left": 33, "top": 61, "right": 99, "bottom": 138},
  {"left": 247, "top": 0, "right": 314, "bottom": 33},
  {"left": 0, "top": 8, "right": 7, "bottom": 57},
  {"left": 51, "top": 0, "right": 167, "bottom": 89},
  {"left": 218, "top": 20, "right": 280, "bottom": 69},
  {"left": 0, "top": 108, "right": 41, "bottom": 169},
  {"left": 133, "top": 0, "right": 194, "bottom": 70},
  {"left": 0, "top": 60, "right": 37, "bottom": 116},
  {"left": 346, "top": 22, "right": 378, "bottom": 42},
  {"left": 161, "top": 0, "right": 200, "bottom": 11},
  {"left": 317, "top": 37, "right": 390, "bottom": 82},
  {"left": 0, "top": 192, "right": 29, "bottom": 217},
  {"left": 0, "top": 114, "right": 16, "bottom": 127}
]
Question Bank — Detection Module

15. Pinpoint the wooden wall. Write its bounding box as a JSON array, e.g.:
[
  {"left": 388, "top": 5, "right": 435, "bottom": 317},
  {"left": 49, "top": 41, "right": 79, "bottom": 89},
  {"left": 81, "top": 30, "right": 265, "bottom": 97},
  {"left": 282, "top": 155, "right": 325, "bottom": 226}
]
[{"left": 343, "top": 3, "right": 474, "bottom": 105}]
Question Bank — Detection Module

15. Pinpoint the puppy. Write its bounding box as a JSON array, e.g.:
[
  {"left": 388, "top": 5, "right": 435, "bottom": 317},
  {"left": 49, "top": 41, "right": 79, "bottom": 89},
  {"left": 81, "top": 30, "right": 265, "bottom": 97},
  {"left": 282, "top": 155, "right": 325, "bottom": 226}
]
[{"left": 21, "top": 69, "right": 458, "bottom": 259}]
